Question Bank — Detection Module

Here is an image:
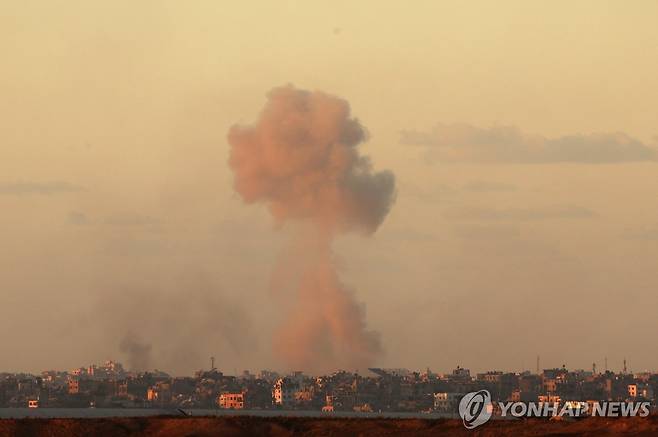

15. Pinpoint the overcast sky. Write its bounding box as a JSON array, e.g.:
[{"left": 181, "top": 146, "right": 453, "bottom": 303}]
[{"left": 2, "top": 0, "right": 658, "bottom": 375}]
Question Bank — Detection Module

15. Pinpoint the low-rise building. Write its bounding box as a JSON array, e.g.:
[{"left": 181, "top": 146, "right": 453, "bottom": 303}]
[
  {"left": 218, "top": 392, "right": 245, "bottom": 409},
  {"left": 67, "top": 379, "right": 79, "bottom": 394},
  {"left": 433, "top": 392, "right": 463, "bottom": 413},
  {"left": 628, "top": 383, "right": 653, "bottom": 400}
]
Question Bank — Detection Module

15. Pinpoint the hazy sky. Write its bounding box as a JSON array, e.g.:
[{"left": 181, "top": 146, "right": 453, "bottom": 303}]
[{"left": 2, "top": 1, "right": 658, "bottom": 375}]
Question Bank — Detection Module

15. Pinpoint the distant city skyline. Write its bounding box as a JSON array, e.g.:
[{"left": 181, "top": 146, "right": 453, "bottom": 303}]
[{"left": 2, "top": 358, "right": 656, "bottom": 414}]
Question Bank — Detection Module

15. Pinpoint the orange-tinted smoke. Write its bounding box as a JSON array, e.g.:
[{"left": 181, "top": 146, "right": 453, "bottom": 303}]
[
  {"left": 228, "top": 86, "right": 395, "bottom": 235},
  {"left": 228, "top": 86, "right": 395, "bottom": 372}
]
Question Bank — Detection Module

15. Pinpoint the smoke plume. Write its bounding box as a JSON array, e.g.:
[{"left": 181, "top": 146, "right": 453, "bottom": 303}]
[
  {"left": 119, "top": 332, "right": 153, "bottom": 372},
  {"left": 228, "top": 86, "right": 396, "bottom": 372},
  {"left": 94, "top": 275, "right": 254, "bottom": 375}
]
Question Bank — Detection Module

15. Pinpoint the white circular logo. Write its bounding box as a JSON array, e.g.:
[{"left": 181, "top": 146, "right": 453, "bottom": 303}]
[{"left": 458, "top": 390, "right": 492, "bottom": 429}]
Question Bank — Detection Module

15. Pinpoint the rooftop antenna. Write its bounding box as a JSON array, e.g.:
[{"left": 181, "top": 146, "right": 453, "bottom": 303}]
[
  {"left": 623, "top": 358, "right": 627, "bottom": 374},
  {"left": 210, "top": 356, "right": 216, "bottom": 371}
]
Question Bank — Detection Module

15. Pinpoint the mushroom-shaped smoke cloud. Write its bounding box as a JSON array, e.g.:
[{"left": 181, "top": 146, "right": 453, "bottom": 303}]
[{"left": 228, "top": 85, "right": 395, "bottom": 372}]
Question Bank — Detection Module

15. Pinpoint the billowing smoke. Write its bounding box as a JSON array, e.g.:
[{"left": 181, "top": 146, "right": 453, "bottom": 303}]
[{"left": 228, "top": 86, "right": 396, "bottom": 373}]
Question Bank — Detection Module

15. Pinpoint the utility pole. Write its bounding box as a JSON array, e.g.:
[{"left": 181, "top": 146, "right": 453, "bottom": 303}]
[
  {"left": 605, "top": 357, "right": 608, "bottom": 372},
  {"left": 536, "top": 355, "right": 540, "bottom": 375},
  {"left": 210, "top": 356, "right": 216, "bottom": 371}
]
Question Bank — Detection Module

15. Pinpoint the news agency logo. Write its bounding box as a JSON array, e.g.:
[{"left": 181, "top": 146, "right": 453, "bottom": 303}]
[
  {"left": 458, "top": 390, "right": 492, "bottom": 429},
  {"left": 458, "top": 389, "right": 651, "bottom": 430}
]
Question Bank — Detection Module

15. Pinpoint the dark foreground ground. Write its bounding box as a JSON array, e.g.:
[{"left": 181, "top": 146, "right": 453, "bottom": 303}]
[{"left": 1, "top": 415, "right": 658, "bottom": 437}]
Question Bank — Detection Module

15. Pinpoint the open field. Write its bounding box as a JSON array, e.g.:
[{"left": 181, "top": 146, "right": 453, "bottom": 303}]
[{"left": 1, "top": 415, "right": 658, "bottom": 436}]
